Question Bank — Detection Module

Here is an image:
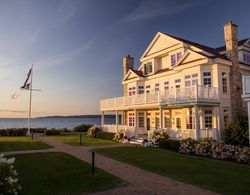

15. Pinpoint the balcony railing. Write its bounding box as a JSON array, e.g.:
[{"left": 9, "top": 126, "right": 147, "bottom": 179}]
[
  {"left": 100, "top": 85, "right": 219, "bottom": 111},
  {"left": 242, "top": 76, "right": 250, "bottom": 98}
]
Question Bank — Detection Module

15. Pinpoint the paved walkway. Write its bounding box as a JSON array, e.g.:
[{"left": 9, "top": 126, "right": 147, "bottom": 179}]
[{"left": 4, "top": 137, "right": 218, "bottom": 195}]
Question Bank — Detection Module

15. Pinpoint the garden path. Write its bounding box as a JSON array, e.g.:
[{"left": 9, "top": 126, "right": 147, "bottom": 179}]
[{"left": 4, "top": 137, "right": 218, "bottom": 195}]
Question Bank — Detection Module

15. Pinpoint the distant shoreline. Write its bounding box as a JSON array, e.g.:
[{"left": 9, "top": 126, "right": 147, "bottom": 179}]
[{"left": 35, "top": 114, "right": 117, "bottom": 119}]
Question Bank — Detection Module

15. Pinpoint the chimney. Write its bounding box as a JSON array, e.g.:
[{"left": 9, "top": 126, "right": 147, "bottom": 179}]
[
  {"left": 224, "top": 21, "right": 242, "bottom": 119},
  {"left": 123, "top": 55, "right": 134, "bottom": 79}
]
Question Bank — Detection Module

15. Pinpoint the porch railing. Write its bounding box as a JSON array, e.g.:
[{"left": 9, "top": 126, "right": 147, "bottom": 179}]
[
  {"left": 102, "top": 124, "right": 127, "bottom": 133},
  {"left": 100, "top": 85, "right": 219, "bottom": 110}
]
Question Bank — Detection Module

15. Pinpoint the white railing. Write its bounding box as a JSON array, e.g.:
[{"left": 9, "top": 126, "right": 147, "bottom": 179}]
[
  {"left": 102, "top": 124, "right": 127, "bottom": 133},
  {"left": 242, "top": 76, "right": 250, "bottom": 97},
  {"left": 147, "top": 128, "right": 218, "bottom": 140},
  {"left": 100, "top": 85, "right": 219, "bottom": 110}
]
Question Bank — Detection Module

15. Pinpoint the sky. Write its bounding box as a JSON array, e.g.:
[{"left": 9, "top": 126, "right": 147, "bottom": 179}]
[{"left": 0, "top": 0, "right": 250, "bottom": 118}]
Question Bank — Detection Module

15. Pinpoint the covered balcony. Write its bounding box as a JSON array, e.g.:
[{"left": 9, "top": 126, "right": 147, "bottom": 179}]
[{"left": 100, "top": 85, "right": 219, "bottom": 111}]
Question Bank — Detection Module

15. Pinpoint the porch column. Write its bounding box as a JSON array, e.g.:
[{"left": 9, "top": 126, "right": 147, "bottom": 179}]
[
  {"left": 159, "top": 106, "right": 163, "bottom": 129},
  {"left": 194, "top": 104, "right": 200, "bottom": 140},
  {"left": 115, "top": 110, "right": 118, "bottom": 132},
  {"left": 101, "top": 111, "right": 104, "bottom": 127},
  {"left": 215, "top": 106, "right": 221, "bottom": 140},
  {"left": 134, "top": 109, "right": 137, "bottom": 137}
]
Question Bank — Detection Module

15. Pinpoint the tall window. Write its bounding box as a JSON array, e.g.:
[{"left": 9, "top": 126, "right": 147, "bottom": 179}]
[
  {"left": 155, "top": 83, "right": 160, "bottom": 92},
  {"left": 222, "top": 72, "right": 227, "bottom": 93},
  {"left": 170, "top": 52, "right": 182, "bottom": 66},
  {"left": 128, "top": 87, "right": 136, "bottom": 96},
  {"left": 138, "top": 86, "right": 144, "bottom": 94},
  {"left": 146, "top": 85, "right": 150, "bottom": 93},
  {"left": 203, "top": 72, "right": 211, "bottom": 87},
  {"left": 164, "top": 113, "right": 171, "bottom": 129},
  {"left": 185, "top": 74, "right": 198, "bottom": 87},
  {"left": 144, "top": 62, "right": 153, "bottom": 74},
  {"left": 243, "top": 53, "right": 250, "bottom": 63},
  {"left": 128, "top": 113, "right": 135, "bottom": 127},
  {"left": 138, "top": 112, "right": 144, "bottom": 128},
  {"left": 164, "top": 81, "right": 169, "bottom": 92},
  {"left": 204, "top": 110, "right": 213, "bottom": 128},
  {"left": 155, "top": 116, "right": 160, "bottom": 130},
  {"left": 186, "top": 110, "right": 194, "bottom": 129}
]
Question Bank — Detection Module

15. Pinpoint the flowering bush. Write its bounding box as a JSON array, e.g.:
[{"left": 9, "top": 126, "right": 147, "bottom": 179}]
[
  {"left": 0, "top": 153, "right": 21, "bottom": 195},
  {"left": 151, "top": 130, "right": 169, "bottom": 143},
  {"left": 113, "top": 129, "right": 124, "bottom": 142},
  {"left": 179, "top": 138, "right": 196, "bottom": 154},
  {"left": 179, "top": 138, "right": 250, "bottom": 164},
  {"left": 87, "top": 125, "right": 101, "bottom": 138},
  {"left": 195, "top": 137, "right": 215, "bottom": 157}
]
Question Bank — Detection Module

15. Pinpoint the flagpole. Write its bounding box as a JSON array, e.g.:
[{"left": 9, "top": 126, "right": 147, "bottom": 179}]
[{"left": 28, "top": 64, "right": 33, "bottom": 135}]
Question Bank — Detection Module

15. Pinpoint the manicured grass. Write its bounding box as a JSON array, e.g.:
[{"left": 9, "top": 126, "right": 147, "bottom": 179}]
[
  {"left": 13, "top": 152, "right": 123, "bottom": 195},
  {"left": 96, "top": 147, "right": 250, "bottom": 195},
  {"left": 0, "top": 136, "right": 52, "bottom": 152},
  {"left": 47, "top": 134, "right": 117, "bottom": 146}
]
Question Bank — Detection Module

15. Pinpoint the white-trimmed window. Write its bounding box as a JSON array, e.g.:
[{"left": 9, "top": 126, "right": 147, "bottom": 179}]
[
  {"left": 170, "top": 52, "right": 182, "bottom": 66},
  {"left": 203, "top": 72, "right": 211, "bottom": 87},
  {"left": 144, "top": 62, "right": 153, "bottom": 74},
  {"left": 222, "top": 72, "right": 227, "bottom": 93},
  {"left": 185, "top": 74, "right": 198, "bottom": 87},
  {"left": 128, "top": 113, "right": 135, "bottom": 127},
  {"left": 204, "top": 110, "right": 213, "bottom": 128},
  {"left": 186, "top": 110, "right": 194, "bottom": 129},
  {"left": 243, "top": 53, "right": 250, "bottom": 63},
  {"left": 145, "top": 85, "right": 150, "bottom": 93},
  {"left": 164, "top": 112, "right": 171, "bottom": 129},
  {"left": 138, "top": 86, "right": 144, "bottom": 94},
  {"left": 128, "top": 87, "right": 136, "bottom": 96},
  {"left": 155, "top": 83, "right": 160, "bottom": 92},
  {"left": 164, "top": 81, "right": 169, "bottom": 91},
  {"left": 138, "top": 112, "right": 144, "bottom": 128}
]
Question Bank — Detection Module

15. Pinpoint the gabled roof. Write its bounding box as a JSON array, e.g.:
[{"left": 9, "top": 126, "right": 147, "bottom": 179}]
[
  {"left": 215, "top": 38, "right": 250, "bottom": 52},
  {"left": 161, "top": 32, "right": 228, "bottom": 60},
  {"left": 131, "top": 69, "right": 144, "bottom": 77}
]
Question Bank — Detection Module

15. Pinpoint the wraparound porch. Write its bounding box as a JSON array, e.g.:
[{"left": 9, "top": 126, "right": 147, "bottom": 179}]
[{"left": 101, "top": 103, "right": 221, "bottom": 140}]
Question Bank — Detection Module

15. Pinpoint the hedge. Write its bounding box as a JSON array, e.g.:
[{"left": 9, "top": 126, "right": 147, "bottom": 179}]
[
  {"left": 95, "top": 131, "right": 115, "bottom": 141},
  {"left": 158, "top": 139, "right": 180, "bottom": 152},
  {"left": 44, "top": 130, "right": 61, "bottom": 136},
  {"left": 73, "top": 124, "right": 93, "bottom": 132},
  {"left": 0, "top": 129, "right": 27, "bottom": 136}
]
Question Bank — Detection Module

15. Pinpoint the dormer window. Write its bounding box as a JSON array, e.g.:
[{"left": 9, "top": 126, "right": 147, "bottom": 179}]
[
  {"left": 170, "top": 52, "right": 182, "bottom": 66},
  {"left": 144, "top": 62, "right": 153, "bottom": 74}
]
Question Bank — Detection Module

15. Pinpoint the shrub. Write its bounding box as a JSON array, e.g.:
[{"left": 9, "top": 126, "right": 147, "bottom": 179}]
[
  {"left": 0, "top": 153, "right": 21, "bottom": 194},
  {"left": 158, "top": 139, "right": 180, "bottom": 152},
  {"left": 0, "top": 129, "right": 27, "bottom": 136},
  {"left": 151, "top": 130, "right": 169, "bottom": 143},
  {"left": 73, "top": 124, "right": 93, "bottom": 132},
  {"left": 95, "top": 131, "right": 115, "bottom": 140},
  {"left": 223, "top": 116, "right": 249, "bottom": 146},
  {"left": 45, "top": 130, "right": 61, "bottom": 136},
  {"left": 179, "top": 138, "right": 196, "bottom": 154},
  {"left": 87, "top": 125, "right": 101, "bottom": 138},
  {"left": 113, "top": 129, "right": 124, "bottom": 142},
  {"left": 195, "top": 137, "right": 215, "bottom": 157}
]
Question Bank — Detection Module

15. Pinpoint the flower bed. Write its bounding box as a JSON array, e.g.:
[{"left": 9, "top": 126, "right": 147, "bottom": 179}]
[{"left": 179, "top": 138, "right": 250, "bottom": 164}]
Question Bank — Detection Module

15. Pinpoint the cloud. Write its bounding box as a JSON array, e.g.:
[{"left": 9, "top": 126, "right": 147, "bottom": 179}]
[
  {"left": 0, "top": 109, "right": 27, "bottom": 114},
  {"left": 34, "top": 39, "right": 94, "bottom": 71},
  {"left": 121, "top": 0, "right": 210, "bottom": 23}
]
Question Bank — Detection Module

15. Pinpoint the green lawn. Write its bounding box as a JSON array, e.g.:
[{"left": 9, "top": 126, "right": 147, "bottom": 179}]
[
  {"left": 47, "top": 134, "right": 117, "bottom": 146},
  {"left": 0, "top": 136, "right": 52, "bottom": 152},
  {"left": 13, "top": 152, "right": 123, "bottom": 195},
  {"left": 96, "top": 147, "right": 250, "bottom": 195}
]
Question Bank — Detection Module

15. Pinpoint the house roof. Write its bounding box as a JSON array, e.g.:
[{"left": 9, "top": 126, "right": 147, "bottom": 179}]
[
  {"left": 130, "top": 69, "right": 144, "bottom": 77},
  {"left": 215, "top": 38, "right": 249, "bottom": 52},
  {"left": 161, "top": 32, "right": 228, "bottom": 60}
]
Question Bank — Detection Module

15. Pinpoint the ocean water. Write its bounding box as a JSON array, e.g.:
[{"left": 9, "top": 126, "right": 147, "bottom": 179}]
[{"left": 0, "top": 117, "right": 116, "bottom": 130}]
